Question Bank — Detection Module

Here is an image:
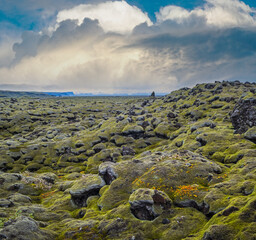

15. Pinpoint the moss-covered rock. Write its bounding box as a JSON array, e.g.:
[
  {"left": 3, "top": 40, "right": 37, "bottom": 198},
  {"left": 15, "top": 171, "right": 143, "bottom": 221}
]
[
  {"left": 69, "top": 174, "right": 105, "bottom": 207},
  {"left": 129, "top": 188, "right": 172, "bottom": 220},
  {"left": 122, "top": 125, "right": 144, "bottom": 138},
  {"left": 0, "top": 82, "right": 255, "bottom": 239},
  {"left": 244, "top": 126, "right": 256, "bottom": 143},
  {"left": 0, "top": 216, "right": 56, "bottom": 240},
  {"left": 202, "top": 224, "right": 235, "bottom": 240}
]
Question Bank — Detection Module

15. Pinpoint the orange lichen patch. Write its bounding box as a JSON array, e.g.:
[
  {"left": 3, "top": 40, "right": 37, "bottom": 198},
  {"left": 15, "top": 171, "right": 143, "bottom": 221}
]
[
  {"left": 132, "top": 177, "right": 175, "bottom": 196},
  {"left": 217, "top": 173, "right": 228, "bottom": 179},
  {"left": 188, "top": 164, "right": 195, "bottom": 169},
  {"left": 174, "top": 185, "right": 199, "bottom": 199},
  {"left": 41, "top": 190, "right": 57, "bottom": 199}
]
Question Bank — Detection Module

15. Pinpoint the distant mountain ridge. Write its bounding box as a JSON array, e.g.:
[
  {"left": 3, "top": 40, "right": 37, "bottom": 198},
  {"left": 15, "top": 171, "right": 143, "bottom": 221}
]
[
  {"left": 43, "top": 92, "right": 75, "bottom": 97},
  {"left": 0, "top": 90, "right": 165, "bottom": 98},
  {"left": 0, "top": 90, "right": 50, "bottom": 98},
  {"left": 0, "top": 90, "right": 75, "bottom": 98}
]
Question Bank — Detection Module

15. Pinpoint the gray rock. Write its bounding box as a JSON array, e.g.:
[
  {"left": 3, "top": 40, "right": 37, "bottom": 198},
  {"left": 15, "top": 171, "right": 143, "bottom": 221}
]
[
  {"left": 129, "top": 188, "right": 172, "bottom": 221},
  {"left": 122, "top": 125, "right": 144, "bottom": 139},
  {"left": 230, "top": 98, "right": 256, "bottom": 133},
  {"left": 0, "top": 173, "right": 22, "bottom": 187},
  {"left": 99, "top": 162, "right": 118, "bottom": 185},
  {"left": 7, "top": 151, "right": 21, "bottom": 161},
  {"left": 121, "top": 146, "right": 135, "bottom": 156},
  {"left": 0, "top": 199, "right": 13, "bottom": 208},
  {"left": 175, "top": 199, "right": 210, "bottom": 216},
  {"left": 93, "top": 143, "right": 106, "bottom": 153},
  {"left": 244, "top": 126, "right": 256, "bottom": 143},
  {"left": 69, "top": 174, "right": 105, "bottom": 207},
  {"left": 0, "top": 216, "right": 55, "bottom": 240},
  {"left": 8, "top": 193, "right": 32, "bottom": 204},
  {"left": 202, "top": 224, "right": 234, "bottom": 240},
  {"left": 38, "top": 172, "right": 57, "bottom": 184}
]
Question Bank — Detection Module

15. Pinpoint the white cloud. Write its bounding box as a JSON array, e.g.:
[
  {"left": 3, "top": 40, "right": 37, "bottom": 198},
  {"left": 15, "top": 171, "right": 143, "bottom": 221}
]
[
  {"left": 156, "top": 6, "right": 190, "bottom": 24},
  {"left": 0, "top": 29, "right": 178, "bottom": 93},
  {"left": 156, "top": 0, "right": 256, "bottom": 28},
  {"left": 57, "top": 1, "right": 152, "bottom": 34},
  {"left": 0, "top": 36, "right": 16, "bottom": 67},
  {"left": 0, "top": 0, "right": 256, "bottom": 94}
]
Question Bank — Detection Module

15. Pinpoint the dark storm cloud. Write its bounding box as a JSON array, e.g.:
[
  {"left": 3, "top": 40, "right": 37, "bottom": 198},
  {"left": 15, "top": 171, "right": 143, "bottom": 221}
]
[
  {"left": 12, "top": 31, "right": 41, "bottom": 63},
  {"left": 11, "top": 18, "right": 104, "bottom": 64},
  {"left": 129, "top": 26, "right": 256, "bottom": 89},
  {"left": 132, "top": 27, "right": 256, "bottom": 62}
]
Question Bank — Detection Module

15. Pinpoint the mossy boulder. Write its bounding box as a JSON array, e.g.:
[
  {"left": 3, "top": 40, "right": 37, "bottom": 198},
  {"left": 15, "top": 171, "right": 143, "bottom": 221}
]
[
  {"left": 202, "top": 224, "right": 235, "bottom": 240},
  {"left": 99, "top": 162, "right": 118, "bottom": 185},
  {"left": 122, "top": 125, "right": 144, "bottom": 138},
  {"left": 244, "top": 126, "right": 256, "bottom": 143},
  {"left": 129, "top": 188, "right": 172, "bottom": 220},
  {"left": 154, "top": 122, "right": 171, "bottom": 138},
  {"left": 92, "top": 143, "right": 106, "bottom": 153},
  {"left": 0, "top": 216, "right": 56, "bottom": 240},
  {"left": 25, "top": 163, "right": 43, "bottom": 172},
  {"left": 110, "top": 135, "right": 134, "bottom": 146},
  {"left": 69, "top": 174, "right": 105, "bottom": 207},
  {"left": 161, "top": 208, "right": 207, "bottom": 240},
  {"left": 1, "top": 82, "right": 256, "bottom": 239},
  {"left": 230, "top": 98, "right": 256, "bottom": 134}
]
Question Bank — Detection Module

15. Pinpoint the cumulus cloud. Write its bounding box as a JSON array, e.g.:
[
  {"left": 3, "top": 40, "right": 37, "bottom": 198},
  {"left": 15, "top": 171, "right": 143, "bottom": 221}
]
[
  {"left": 0, "top": 0, "right": 256, "bottom": 93},
  {"left": 0, "top": 17, "right": 161, "bottom": 93},
  {"left": 57, "top": 1, "right": 152, "bottom": 34},
  {"left": 0, "top": 37, "right": 15, "bottom": 68},
  {"left": 156, "top": 0, "right": 256, "bottom": 28}
]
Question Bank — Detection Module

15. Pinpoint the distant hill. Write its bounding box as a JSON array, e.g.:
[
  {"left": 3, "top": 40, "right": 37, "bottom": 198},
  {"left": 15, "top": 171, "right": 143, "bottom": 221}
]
[
  {"left": 43, "top": 92, "right": 75, "bottom": 97},
  {"left": 0, "top": 90, "right": 50, "bottom": 98},
  {"left": 0, "top": 90, "right": 165, "bottom": 98},
  {"left": 0, "top": 90, "right": 75, "bottom": 98}
]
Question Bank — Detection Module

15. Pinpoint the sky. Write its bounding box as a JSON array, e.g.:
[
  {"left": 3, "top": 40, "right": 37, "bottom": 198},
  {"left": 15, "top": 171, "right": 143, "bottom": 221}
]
[{"left": 0, "top": 0, "right": 256, "bottom": 94}]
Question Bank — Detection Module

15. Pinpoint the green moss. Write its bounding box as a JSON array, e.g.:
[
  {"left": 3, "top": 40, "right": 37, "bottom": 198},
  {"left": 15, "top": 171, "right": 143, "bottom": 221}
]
[
  {"left": 211, "top": 152, "right": 225, "bottom": 163},
  {"left": 122, "top": 124, "right": 144, "bottom": 134},
  {"left": 25, "top": 163, "right": 43, "bottom": 172},
  {"left": 1, "top": 84, "right": 256, "bottom": 240},
  {"left": 154, "top": 122, "right": 177, "bottom": 138},
  {"left": 161, "top": 208, "right": 207, "bottom": 240},
  {"left": 56, "top": 225, "right": 106, "bottom": 240},
  {"left": 98, "top": 179, "right": 130, "bottom": 211}
]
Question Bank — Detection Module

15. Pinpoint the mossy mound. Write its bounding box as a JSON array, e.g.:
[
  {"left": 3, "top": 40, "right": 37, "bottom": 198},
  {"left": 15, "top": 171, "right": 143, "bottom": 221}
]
[{"left": 0, "top": 81, "right": 255, "bottom": 239}]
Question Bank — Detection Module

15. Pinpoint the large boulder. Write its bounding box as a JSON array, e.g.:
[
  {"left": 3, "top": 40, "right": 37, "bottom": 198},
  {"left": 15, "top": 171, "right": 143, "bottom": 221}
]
[
  {"left": 69, "top": 174, "right": 105, "bottom": 207},
  {"left": 202, "top": 224, "right": 235, "bottom": 240},
  {"left": 129, "top": 188, "right": 172, "bottom": 221},
  {"left": 131, "top": 150, "right": 222, "bottom": 216},
  {"left": 244, "top": 126, "right": 256, "bottom": 143},
  {"left": 0, "top": 199, "right": 13, "bottom": 208},
  {"left": 230, "top": 98, "right": 256, "bottom": 133},
  {"left": 98, "top": 162, "right": 118, "bottom": 185},
  {"left": 0, "top": 216, "right": 55, "bottom": 240},
  {"left": 132, "top": 150, "right": 222, "bottom": 190},
  {"left": 121, "top": 125, "right": 144, "bottom": 139}
]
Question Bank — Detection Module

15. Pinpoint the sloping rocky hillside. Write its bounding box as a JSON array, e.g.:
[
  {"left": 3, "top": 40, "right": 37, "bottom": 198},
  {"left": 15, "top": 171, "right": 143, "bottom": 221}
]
[{"left": 0, "top": 81, "right": 255, "bottom": 240}]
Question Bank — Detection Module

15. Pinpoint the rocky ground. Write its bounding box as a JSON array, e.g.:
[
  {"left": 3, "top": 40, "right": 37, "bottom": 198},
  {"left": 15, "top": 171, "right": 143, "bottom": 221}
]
[{"left": 0, "top": 81, "right": 255, "bottom": 240}]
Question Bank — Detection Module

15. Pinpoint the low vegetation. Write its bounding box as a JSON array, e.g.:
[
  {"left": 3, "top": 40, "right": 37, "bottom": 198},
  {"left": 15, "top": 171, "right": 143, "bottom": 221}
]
[{"left": 0, "top": 81, "right": 255, "bottom": 240}]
